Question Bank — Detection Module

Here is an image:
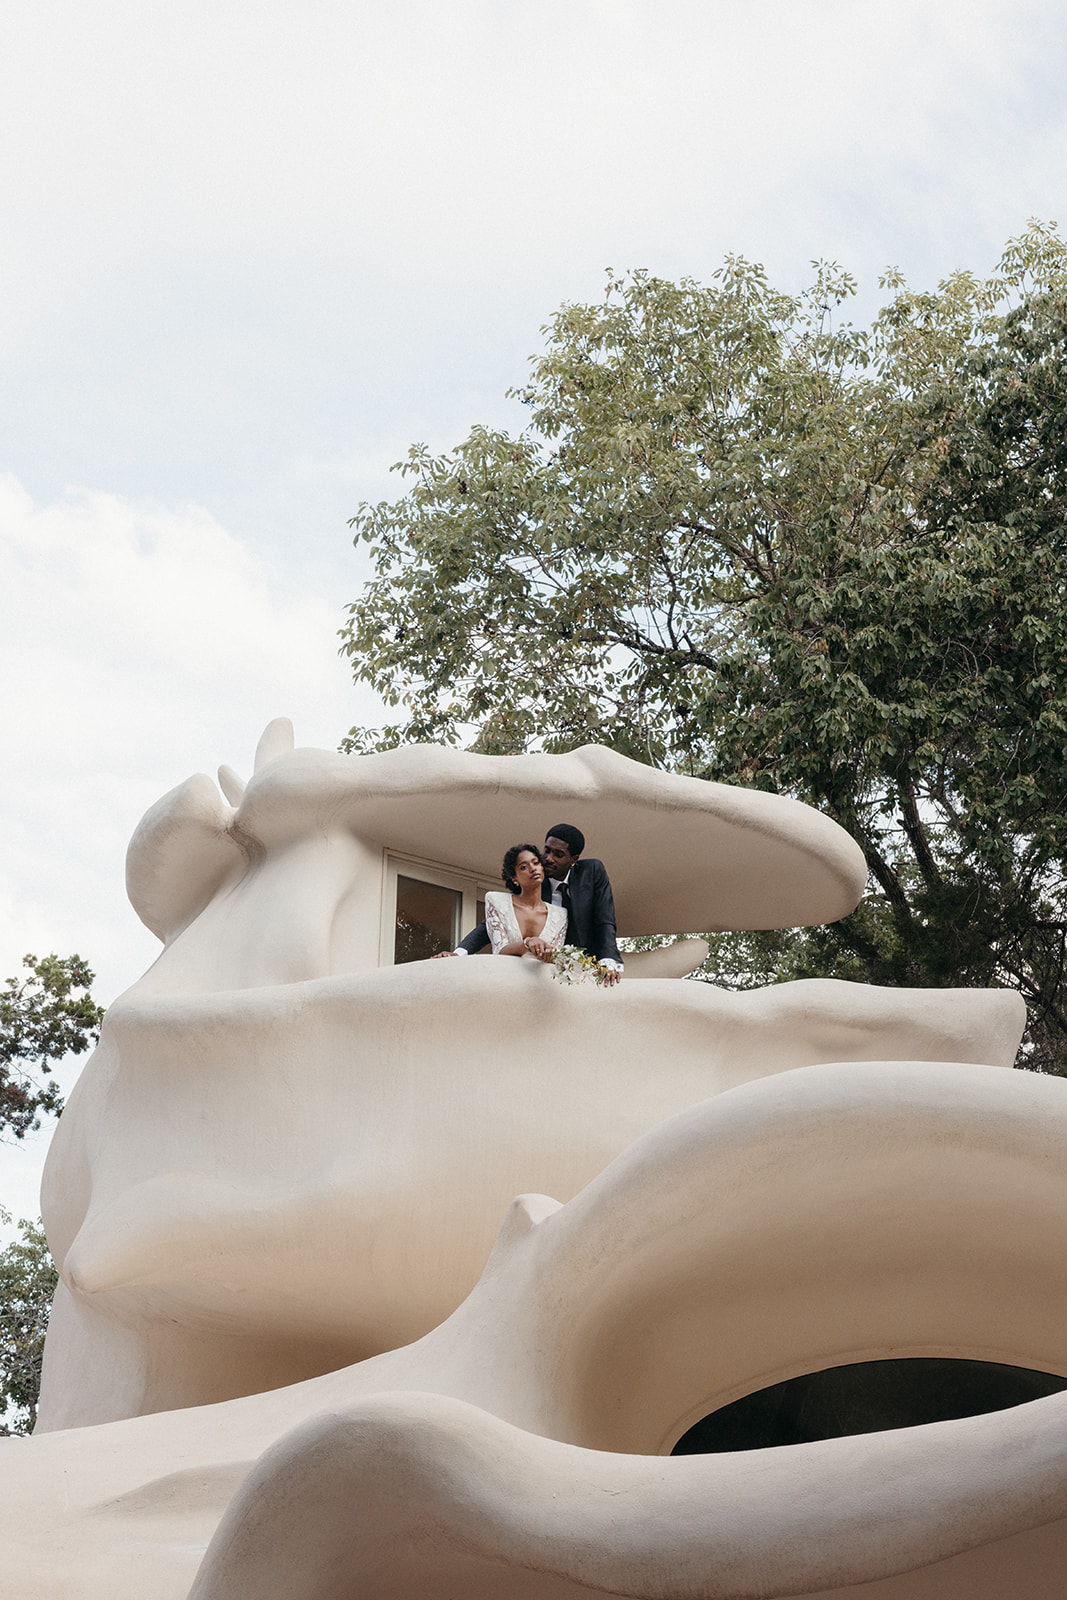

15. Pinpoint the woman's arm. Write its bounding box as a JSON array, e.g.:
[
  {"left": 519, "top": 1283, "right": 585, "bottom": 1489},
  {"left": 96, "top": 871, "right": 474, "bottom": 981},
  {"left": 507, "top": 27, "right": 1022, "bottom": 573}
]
[{"left": 486, "top": 896, "right": 526, "bottom": 957}]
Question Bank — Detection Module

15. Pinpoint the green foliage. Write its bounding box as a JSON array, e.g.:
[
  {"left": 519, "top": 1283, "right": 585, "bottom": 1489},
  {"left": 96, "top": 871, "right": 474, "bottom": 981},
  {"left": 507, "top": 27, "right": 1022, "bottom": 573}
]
[
  {"left": 0, "top": 955, "right": 104, "bottom": 1139},
  {"left": 706, "top": 284, "right": 1067, "bottom": 1064},
  {"left": 0, "top": 1210, "right": 57, "bottom": 1435},
  {"left": 341, "top": 223, "right": 1067, "bottom": 1070}
]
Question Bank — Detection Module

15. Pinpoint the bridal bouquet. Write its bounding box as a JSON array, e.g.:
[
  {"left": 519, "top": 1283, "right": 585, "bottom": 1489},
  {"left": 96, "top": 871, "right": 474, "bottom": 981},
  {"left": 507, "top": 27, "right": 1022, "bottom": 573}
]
[{"left": 552, "top": 945, "right": 609, "bottom": 986}]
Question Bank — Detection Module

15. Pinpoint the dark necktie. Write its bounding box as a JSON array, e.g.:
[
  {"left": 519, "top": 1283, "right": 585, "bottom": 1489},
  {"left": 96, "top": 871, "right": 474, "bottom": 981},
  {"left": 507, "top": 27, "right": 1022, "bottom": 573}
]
[{"left": 557, "top": 879, "right": 571, "bottom": 910}]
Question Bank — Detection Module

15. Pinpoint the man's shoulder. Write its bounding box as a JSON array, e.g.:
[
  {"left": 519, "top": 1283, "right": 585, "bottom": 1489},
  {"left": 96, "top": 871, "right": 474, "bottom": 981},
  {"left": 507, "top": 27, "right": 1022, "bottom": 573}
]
[{"left": 574, "top": 857, "right": 610, "bottom": 880}]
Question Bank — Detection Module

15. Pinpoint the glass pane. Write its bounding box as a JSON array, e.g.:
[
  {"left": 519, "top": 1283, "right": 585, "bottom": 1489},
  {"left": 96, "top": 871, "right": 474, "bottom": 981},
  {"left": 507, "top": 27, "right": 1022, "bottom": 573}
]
[{"left": 395, "top": 875, "right": 461, "bottom": 964}]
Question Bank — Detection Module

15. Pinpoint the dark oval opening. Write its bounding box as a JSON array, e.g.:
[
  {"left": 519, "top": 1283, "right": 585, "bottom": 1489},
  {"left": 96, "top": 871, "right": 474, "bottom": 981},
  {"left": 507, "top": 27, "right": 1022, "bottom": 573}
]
[{"left": 671, "top": 1358, "right": 1067, "bottom": 1454}]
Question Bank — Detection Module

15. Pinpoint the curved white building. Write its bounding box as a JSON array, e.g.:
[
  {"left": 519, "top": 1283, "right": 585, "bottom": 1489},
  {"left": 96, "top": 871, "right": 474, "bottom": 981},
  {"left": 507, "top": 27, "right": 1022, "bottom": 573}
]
[{"left": 3, "top": 725, "right": 1059, "bottom": 1599}]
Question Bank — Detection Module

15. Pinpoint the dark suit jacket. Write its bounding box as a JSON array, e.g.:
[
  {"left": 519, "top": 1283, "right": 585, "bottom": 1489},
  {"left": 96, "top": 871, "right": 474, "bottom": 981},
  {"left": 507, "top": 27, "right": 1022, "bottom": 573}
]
[{"left": 458, "top": 857, "right": 622, "bottom": 966}]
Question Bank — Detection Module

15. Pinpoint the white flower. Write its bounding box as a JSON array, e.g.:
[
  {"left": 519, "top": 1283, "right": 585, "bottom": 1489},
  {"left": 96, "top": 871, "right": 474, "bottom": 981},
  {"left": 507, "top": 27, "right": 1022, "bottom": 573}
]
[{"left": 552, "top": 946, "right": 608, "bottom": 986}]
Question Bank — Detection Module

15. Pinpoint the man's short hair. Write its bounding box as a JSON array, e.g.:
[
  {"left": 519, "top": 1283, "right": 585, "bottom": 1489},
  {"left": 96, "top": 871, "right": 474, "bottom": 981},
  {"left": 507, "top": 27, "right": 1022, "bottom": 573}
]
[{"left": 545, "top": 823, "right": 585, "bottom": 858}]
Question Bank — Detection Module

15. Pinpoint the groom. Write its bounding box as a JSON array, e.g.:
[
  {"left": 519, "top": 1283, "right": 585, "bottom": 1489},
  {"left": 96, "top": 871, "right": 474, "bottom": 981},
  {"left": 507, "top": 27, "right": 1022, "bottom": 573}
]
[{"left": 450, "top": 823, "right": 623, "bottom": 985}]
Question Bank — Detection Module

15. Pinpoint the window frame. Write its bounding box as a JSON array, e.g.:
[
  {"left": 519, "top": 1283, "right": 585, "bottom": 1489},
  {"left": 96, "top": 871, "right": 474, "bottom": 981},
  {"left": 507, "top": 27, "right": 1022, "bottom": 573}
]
[{"left": 380, "top": 851, "right": 499, "bottom": 965}]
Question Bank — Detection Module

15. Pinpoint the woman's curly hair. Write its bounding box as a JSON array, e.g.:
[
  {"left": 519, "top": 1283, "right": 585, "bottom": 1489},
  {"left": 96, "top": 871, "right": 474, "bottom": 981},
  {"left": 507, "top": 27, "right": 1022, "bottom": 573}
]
[{"left": 502, "top": 843, "right": 544, "bottom": 894}]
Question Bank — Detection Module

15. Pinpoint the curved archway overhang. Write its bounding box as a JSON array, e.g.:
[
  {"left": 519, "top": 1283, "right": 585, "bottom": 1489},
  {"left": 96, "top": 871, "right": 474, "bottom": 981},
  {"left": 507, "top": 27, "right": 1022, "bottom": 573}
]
[
  {"left": 127, "top": 735, "right": 869, "bottom": 944},
  {"left": 443, "top": 1058, "right": 1067, "bottom": 1457}
]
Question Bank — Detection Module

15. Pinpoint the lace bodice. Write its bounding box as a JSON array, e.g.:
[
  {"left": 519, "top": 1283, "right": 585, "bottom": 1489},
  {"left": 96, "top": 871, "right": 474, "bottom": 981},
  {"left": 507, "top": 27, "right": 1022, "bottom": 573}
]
[{"left": 484, "top": 892, "right": 568, "bottom": 956}]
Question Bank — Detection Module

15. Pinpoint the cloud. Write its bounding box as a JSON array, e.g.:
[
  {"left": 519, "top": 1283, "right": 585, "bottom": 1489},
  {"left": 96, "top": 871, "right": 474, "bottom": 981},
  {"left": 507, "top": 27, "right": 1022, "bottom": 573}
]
[
  {"left": 0, "top": 468, "right": 391, "bottom": 1226},
  {"left": 0, "top": 473, "right": 379, "bottom": 1002},
  {"left": 5, "top": 0, "right": 1067, "bottom": 555},
  {"left": 4, "top": 1, "right": 1063, "bottom": 274}
]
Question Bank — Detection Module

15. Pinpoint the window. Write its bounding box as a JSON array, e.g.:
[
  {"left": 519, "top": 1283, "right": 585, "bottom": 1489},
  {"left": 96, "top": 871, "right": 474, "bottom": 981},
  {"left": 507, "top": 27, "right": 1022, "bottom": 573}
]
[
  {"left": 381, "top": 855, "right": 496, "bottom": 965},
  {"left": 394, "top": 875, "right": 461, "bottom": 963}
]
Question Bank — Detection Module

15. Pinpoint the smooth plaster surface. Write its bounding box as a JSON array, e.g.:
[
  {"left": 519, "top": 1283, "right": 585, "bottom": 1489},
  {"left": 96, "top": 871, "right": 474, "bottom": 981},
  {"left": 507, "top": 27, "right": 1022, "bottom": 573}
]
[
  {"left": 5, "top": 730, "right": 1058, "bottom": 1598},
  {"left": 5, "top": 1061, "right": 1067, "bottom": 1599},
  {"left": 37, "top": 731, "right": 1023, "bottom": 1428}
]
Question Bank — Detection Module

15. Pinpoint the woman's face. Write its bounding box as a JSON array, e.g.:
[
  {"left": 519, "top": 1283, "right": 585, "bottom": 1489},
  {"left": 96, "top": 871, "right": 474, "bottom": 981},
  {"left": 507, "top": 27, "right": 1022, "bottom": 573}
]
[{"left": 513, "top": 850, "right": 544, "bottom": 891}]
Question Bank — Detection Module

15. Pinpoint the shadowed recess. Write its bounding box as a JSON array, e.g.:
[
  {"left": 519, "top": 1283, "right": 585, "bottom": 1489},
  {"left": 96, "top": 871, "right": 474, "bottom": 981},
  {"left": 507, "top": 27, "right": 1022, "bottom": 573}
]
[{"left": 672, "top": 1359, "right": 1067, "bottom": 1454}]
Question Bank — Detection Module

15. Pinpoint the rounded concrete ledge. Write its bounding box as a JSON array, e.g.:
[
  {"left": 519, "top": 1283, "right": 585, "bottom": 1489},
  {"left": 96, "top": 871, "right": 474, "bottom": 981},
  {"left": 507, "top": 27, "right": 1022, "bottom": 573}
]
[
  {"left": 38, "top": 965, "right": 1024, "bottom": 1428},
  {"left": 6, "top": 1060, "right": 1067, "bottom": 1599},
  {"left": 189, "top": 1388, "right": 1067, "bottom": 1600},
  {"left": 126, "top": 737, "right": 869, "bottom": 947}
]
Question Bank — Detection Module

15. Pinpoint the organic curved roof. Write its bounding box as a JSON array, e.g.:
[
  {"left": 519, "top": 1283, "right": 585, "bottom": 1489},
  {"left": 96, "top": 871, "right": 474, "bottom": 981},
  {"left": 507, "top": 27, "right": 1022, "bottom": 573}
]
[{"left": 129, "top": 723, "right": 868, "bottom": 939}]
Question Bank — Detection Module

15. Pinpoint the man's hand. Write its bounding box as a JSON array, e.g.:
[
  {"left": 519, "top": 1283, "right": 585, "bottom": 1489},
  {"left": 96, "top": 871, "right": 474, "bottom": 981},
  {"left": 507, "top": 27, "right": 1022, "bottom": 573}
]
[
  {"left": 601, "top": 967, "right": 622, "bottom": 987},
  {"left": 432, "top": 950, "right": 459, "bottom": 959}
]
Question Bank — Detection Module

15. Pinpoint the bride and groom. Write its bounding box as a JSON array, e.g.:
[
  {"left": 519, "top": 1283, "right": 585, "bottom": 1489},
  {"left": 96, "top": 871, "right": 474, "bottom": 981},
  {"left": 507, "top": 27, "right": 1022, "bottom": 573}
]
[{"left": 435, "top": 824, "right": 623, "bottom": 986}]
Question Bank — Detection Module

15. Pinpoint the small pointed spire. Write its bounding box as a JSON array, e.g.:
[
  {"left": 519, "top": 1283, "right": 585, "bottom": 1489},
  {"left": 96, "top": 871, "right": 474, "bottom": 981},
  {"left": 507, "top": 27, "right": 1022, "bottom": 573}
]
[
  {"left": 254, "top": 718, "right": 295, "bottom": 772},
  {"left": 217, "top": 765, "right": 246, "bottom": 805}
]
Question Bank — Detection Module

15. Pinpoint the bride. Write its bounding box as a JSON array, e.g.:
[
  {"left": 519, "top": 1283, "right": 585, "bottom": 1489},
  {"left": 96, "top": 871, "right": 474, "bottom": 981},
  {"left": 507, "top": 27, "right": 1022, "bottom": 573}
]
[{"left": 485, "top": 844, "right": 568, "bottom": 962}]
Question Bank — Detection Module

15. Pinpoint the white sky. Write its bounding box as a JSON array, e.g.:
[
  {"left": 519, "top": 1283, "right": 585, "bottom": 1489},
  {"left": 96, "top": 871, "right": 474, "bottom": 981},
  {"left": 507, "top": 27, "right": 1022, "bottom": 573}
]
[{"left": 3, "top": 0, "right": 1067, "bottom": 1223}]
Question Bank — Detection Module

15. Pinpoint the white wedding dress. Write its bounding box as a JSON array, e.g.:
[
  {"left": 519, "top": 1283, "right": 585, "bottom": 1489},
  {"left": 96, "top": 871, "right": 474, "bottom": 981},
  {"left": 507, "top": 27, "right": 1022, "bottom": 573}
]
[{"left": 484, "top": 892, "right": 568, "bottom": 956}]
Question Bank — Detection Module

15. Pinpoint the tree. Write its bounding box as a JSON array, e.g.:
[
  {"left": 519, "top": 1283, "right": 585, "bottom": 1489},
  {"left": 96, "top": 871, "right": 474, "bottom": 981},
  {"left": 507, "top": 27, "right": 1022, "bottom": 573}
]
[
  {"left": 0, "top": 954, "right": 104, "bottom": 1139},
  {"left": 340, "top": 224, "right": 1067, "bottom": 1070},
  {"left": 0, "top": 1210, "right": 56, "bottom": 1434}
]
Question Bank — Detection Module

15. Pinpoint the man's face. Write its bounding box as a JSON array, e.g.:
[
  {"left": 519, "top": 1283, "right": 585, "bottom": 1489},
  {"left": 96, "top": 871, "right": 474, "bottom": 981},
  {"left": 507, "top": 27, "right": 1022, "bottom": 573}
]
[{"left": 543, "top": 836, "right": 578, "bottom": 878}]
